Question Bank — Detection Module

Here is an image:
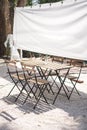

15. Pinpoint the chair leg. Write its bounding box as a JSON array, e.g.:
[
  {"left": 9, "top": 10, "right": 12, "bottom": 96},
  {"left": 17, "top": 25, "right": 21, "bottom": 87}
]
[
  {"left": 7, "top": 81, "right": 20, "bottom": 97},
  {"left": 15, "top": 82, "right": 27, "bottom": 102},
  {"left": 68, "top": 80, "right": 80, "bottom": 100},
  {"left": 33, "top": 84, "right": 49, "bottom": 109},
  {"left": 15, "top": 86, "right": 24, "bottom": 102},
  {"left": 23, "top": 83, "right": 38, "bottom": 104}
]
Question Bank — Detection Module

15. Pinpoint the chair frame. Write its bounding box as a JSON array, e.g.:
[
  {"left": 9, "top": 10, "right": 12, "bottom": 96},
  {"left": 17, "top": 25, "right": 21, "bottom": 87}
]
[
  {"left": 6, "top": 60, "right": 22, "bottom": 97},
  {"left": 14, "top": 62, "right": 50, "bottom": 109},
  {"left": 62, "top": 59, "right": 84, "bottom": 99}
]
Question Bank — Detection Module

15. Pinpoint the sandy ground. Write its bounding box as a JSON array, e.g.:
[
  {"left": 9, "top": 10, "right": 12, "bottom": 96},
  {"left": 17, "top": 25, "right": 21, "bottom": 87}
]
[{"left": 0, "top": 59, "right": 87, "bottom": 130}]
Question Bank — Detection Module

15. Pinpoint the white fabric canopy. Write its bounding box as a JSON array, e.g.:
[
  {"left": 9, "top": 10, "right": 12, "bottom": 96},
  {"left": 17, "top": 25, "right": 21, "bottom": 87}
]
[{"left": 13, "top": 0, "right": 87, "bottom": 61}]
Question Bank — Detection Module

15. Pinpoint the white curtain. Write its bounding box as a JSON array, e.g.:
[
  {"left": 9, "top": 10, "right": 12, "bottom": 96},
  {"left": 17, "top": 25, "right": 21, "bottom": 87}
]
[{"left": 13, "top": 0, "right": 87, "bottom": 61}]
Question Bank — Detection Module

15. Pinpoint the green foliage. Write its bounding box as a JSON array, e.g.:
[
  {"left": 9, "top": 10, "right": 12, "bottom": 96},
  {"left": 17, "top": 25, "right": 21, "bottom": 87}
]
[
  {"left": 27, "top": 0, "right": 63, "bottom": 5},
  {"left": 6, "top": 42, "right": 11, "bottom": 58},
  {"left": 8, "top": 0, "right": 17, "bottom": 7},
  {"left": 39, "top": 0, "right": 63, "bottom": 4},
  {"left": 8, "top": 0, "right": 64, "bottom": 7},
  {"left": 26, "top": 0, "right": 32, "bottom": 6}
]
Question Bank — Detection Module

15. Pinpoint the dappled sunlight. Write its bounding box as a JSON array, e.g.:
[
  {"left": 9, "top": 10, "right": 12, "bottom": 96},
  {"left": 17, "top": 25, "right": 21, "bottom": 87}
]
[{"left": 0, "top": 61, "right": 87, "bottom": 130}]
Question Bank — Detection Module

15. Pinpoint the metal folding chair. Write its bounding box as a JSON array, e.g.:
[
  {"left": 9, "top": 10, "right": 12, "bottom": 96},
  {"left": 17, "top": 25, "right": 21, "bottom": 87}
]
[
  {"left": 52, "top": 67, "right": 71, "bottom": 104},
  {"left": 67, "top": 61, "right": 84, "bottom": 99},
  {"left": 24, "top": 67, "right": 50, "bottom": 109},
  {"left": 59, "top": 60, "right": 84, "bottom": 100},
  {"left": 14, "top": 61, "right": 36, "bottom": 102},
  {"left": 6, "top": 60, "right": 23, "bottom": 97},
  {"left": 6, "top": 60, "right": 31, "bottom": 99},
  {"left": 36, "top": 66, "right": 54, "bottom": 94},
  {"left": 14, "top": 62, "right": 50, "bottom": 109}
]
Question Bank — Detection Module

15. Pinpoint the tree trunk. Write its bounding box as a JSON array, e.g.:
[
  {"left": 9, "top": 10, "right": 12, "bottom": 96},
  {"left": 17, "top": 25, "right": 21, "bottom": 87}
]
[
  {"left": 0, "top": 0, "right": 27, "bottom": 57},
  {"left": 0, "top": 0, "right": 11, "bottom": 57}
]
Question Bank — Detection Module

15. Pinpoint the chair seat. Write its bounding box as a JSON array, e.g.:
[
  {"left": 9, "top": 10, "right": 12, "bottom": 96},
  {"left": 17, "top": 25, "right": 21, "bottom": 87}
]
[
  {"left": 29, "top": 78, "right": 49, "bottom": 85},
  {"left": 11, "top": 73, "right": 31, "bottom": 80},
  {"left": 60, "top": 73, "right": 83, "bottom": 83},
  {"left": 69, "top": 78, "right": 84, "bottom": 83}
]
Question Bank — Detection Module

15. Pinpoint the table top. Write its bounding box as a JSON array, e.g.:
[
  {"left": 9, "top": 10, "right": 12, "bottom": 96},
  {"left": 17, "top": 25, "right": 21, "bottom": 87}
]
[{"left": 21, "top": 58, "right": 72, "bottom": 70}]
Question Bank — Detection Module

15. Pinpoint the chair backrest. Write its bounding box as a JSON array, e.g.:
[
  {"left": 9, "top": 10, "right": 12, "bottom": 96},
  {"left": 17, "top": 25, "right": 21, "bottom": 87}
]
[
  {"left": 51, "top": 56, "right": 65, "bottom": 64},
  {"left": 21, "top": 61, "right": 36, "bottom": 81},
  {"left": 5, "top": 60, "right": 24, "bottom": 80},
  {"left": 68, "top": 60, "right": 83, "bottom": 81},
  {"left": 6, "top": 60, "right": 17, "bottom": 75}
]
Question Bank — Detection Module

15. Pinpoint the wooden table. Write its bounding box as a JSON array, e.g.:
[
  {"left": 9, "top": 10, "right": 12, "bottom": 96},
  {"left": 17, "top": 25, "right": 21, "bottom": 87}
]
[{"left": 21, "top": 58, "right": 72, "bottom": 104}]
